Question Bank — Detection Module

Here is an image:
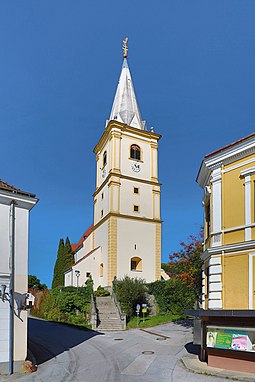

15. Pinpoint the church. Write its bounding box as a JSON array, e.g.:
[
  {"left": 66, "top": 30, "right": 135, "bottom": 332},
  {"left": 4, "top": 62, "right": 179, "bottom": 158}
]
[{"left": 64, "top": 39, "right": 162, "bottom": 289}]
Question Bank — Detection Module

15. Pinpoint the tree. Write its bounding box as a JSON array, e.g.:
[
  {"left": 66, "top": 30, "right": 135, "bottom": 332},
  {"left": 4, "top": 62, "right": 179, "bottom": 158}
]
[
  {"left": 167, "top": 231, "right": 203, "bottom": 304},
  {"left": 28, "top": 275, "right": 47, "bottom": 290},
  {"left": 52, "top": 238, "right": 65, "bottom": 289},
  {"left": 64, "top": 236, "right": 74, "bottom": 270}
]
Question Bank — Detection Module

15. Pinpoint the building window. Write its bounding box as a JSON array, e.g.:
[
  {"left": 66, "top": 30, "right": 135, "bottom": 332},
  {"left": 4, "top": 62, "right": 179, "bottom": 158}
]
[
  {"left": 86, "top": 272, "right": 91, "bottom": 278},
  {"left": 103, "top": 151, "right": 107, "bottom": 167},
  {"left": 134, "top": 205, "right": 139, "bottom": 212},
  {"left": 133, "top": 187, "right": 139, "bottom": 194},
  {"left": 100, "top": 263, "right": 104, "bottom": 277},
  {"left": 101, "top": 192, "right": 104, "bottom": 200},
  {"left": 134, "top": 244, "right": 137, "bottom": 250},
  {"left": 131, "top": 257, "right": 142, "bottom": 271},
  {"left": 205, "top": 204, "right": 211, "bottom": 238},
  {"left": 130, "top": 144, "right": 141, "bottom": 160},
  {"left": 101, "top": 209, "right": 104, "bottom": 217}
]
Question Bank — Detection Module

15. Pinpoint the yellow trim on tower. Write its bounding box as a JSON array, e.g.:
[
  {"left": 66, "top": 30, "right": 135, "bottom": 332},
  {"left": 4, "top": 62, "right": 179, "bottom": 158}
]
[
  {"left": 155, "top": 223, "right": 161, "bottom": 280},
  {"left": 108, "top": 217, "right": 117, "bottom": 285}
]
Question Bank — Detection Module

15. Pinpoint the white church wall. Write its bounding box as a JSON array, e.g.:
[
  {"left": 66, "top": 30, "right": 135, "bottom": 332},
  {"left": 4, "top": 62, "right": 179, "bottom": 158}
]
[
  {"left": 94, "top": 222, "right": 108, "bottom": 287},
  {"left": 117, "top": 218, "right": 156, "bottom": 282},
  {"left": 72, "top": 247, "right": 102, "bottom": 290},
  {"left": 83, "top": 234, "right": 93, "bottom": 257},
  {"left": 64, "top": 269, "right": 73, "bottom": 286},
  {"left": 97, "top": 140, "right": 111, "bottom": 187},
  {"left": 95, "top": 184, "right": 109, "bottom": 223},
  {"left": 120, "top": 179, "right": 153, "bottom": 218}
]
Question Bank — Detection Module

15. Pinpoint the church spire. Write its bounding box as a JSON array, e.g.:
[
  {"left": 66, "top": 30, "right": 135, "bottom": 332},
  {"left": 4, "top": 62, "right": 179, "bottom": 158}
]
[{"left": 108, "top": 38, "right": 146, "bottom": 130}]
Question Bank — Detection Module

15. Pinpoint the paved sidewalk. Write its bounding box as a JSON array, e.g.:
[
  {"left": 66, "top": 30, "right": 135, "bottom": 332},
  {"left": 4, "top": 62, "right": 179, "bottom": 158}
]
[{"left": 181, "top": 354, "right": 255, "bottom": 382}]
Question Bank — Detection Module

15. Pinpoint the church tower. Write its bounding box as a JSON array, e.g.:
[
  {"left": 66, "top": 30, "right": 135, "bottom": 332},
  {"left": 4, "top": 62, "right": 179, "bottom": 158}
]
[{"left": 93, "top": 39, "right": 162, "bottom": 286}]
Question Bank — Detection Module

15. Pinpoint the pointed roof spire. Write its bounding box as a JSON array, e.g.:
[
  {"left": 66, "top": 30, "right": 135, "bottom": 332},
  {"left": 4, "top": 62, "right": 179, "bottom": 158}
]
[{"left": 108, "top": 38, "right": 146, "bottom": 130}]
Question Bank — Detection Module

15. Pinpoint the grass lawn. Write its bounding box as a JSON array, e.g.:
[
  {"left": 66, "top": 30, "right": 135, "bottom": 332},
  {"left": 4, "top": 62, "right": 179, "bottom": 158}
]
[{"left": 127, "top": 313, "right": 184, "bottom": 329}]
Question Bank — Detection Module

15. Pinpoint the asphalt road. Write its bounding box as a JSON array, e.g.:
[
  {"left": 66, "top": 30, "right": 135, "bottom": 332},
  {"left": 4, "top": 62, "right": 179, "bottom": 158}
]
[{"left": 2, "top": 317, "right": 228, "bottom": 382}]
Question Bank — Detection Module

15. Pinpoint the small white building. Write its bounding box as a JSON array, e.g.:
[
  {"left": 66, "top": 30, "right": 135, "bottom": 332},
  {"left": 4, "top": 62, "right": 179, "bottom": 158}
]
[
  {"left": 0, "top": 180, "right": 38, "bottom": 373},
  {"left": 65, "top": 48, "right": 162, "bottom": 289}
]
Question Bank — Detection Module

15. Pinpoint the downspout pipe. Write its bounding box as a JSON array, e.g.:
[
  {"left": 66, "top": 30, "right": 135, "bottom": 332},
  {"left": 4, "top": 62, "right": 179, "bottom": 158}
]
[{"left": 9, "top": 200, "right": 16, "bottom": 375}]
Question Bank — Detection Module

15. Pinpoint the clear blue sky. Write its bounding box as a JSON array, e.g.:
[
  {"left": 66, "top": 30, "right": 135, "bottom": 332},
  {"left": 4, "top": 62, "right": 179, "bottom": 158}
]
[{"left": 1, "top": 1, "right": 255, "bottom": 287}]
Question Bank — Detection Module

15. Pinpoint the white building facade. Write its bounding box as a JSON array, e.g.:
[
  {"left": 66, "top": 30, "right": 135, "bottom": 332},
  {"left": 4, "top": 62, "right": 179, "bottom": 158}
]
[
  {"left": 65, "top": 53, "right": 162, "bottom": 289},
  {"left": 0, "top": 180, "right": 38, "bottom": 373}
]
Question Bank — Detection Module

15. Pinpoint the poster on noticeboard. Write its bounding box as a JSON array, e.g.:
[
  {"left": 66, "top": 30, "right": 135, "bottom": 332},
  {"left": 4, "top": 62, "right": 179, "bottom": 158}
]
[{"left": 206, "top": 328, "right": 254, "bottom": 352}]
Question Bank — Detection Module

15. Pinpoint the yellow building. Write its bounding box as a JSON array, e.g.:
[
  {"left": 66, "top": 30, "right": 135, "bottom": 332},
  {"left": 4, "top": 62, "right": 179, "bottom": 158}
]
[{"left": 197, "top": 132, "right": 255, "bottom": 310}]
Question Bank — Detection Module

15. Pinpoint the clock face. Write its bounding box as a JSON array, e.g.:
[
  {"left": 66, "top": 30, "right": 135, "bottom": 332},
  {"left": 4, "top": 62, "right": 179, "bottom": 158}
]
[
  {"left": 131, "top": 162, "right": 141, "bottom": 172},
  {"left": 101, "top": 168, "right": 106, "bottom": 178}
]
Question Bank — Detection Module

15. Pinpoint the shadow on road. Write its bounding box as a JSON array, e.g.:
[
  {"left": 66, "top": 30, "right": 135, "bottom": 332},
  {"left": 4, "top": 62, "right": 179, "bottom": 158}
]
[
  {"left": 173, "top": 318, "right": 193, "bottom": 328},
  {"left": 185, "top": 342, "right": 200, "bottom": 355},
  {"left": 28, "top": 317, "right": 103, "bottom": 365}
]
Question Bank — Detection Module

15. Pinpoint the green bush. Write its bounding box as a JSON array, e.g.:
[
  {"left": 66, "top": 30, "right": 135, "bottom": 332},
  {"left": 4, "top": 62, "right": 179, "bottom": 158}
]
[
  {"left": 94, "top": 285, "right": 110, "bottom": 297},
  {"left": 113, "top": 276, "right": 147, "bottom": 318},
  {"left": 148, "top": 279, "right": 196, "bottom": 315},
  {"left": 31, "top": 285, "right": 92, "bottom": 327}
]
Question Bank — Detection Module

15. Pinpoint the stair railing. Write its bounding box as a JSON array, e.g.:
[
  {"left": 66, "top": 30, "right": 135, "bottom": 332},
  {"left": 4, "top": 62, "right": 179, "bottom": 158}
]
[
  {"left": 111, "top": 290, "right": 126, "bottom": 330},
  {"left": 90, "top": 294, "right": 99, "bottom": 330}
]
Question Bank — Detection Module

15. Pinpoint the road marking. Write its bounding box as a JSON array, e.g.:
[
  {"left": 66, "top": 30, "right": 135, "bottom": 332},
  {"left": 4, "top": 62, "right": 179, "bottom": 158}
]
[{"left": 121, "top": 354, "right": 156, "bottom": 375}]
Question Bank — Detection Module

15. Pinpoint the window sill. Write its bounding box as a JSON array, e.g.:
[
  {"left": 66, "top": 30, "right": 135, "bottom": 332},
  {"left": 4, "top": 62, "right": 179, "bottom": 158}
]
[{"left": 128, "top": 157, "right": 143, "bottom": 163}]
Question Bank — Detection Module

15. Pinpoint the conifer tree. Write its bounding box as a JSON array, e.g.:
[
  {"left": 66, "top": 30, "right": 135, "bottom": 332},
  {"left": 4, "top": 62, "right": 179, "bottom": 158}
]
[
  {"left": 64, "top": 236, "right": 74, "bottom": 270},
  {"left": 52, "top": 238, "right": 65, "bottom": 289}
]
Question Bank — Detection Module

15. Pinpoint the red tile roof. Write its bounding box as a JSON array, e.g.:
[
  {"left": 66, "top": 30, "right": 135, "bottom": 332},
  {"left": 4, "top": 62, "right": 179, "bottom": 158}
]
[
  {"left": 205, "top": 132, "right": 255, "bottom": 159},
  {"left": 71, "top": 224, "right": 93, "bottom": 253},
  {"left": 0, "top": 179, "right": 36, "bottom": 197}
]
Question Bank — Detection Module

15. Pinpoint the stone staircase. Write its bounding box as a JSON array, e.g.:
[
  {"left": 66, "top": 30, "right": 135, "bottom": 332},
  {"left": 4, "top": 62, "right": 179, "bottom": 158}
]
[{"left": 96, "top": 296, "right": 124, "bottom": 331}]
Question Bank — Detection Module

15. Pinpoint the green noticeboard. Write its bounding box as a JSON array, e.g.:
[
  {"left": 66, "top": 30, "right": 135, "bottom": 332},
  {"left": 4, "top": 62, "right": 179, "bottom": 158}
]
[{"left": 215, "top": 332, "right": 233, "bottom": 349}]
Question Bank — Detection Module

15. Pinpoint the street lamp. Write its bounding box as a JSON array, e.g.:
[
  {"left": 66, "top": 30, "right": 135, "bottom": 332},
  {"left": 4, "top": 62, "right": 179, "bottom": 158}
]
[{"left": 75, "top": 270, "right": 80, "bottom": 288}]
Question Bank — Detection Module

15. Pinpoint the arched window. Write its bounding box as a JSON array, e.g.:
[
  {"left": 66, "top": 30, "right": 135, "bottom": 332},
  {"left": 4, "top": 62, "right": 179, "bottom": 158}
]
[
  {"left": 100, "top": 263, "right": 104, "bottom": 277},
  {"left": 130, "top": 257, "right": 142, "bottom": 271},
  {"left": 130, "top": 144, "right": 141, "bottom": 161},
  {"left": 103, "top": 151, "right": 107, "bottom": 167}
]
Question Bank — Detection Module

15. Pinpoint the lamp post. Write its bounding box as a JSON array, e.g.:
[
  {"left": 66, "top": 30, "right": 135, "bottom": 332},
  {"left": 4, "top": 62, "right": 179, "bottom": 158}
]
[{"left": 75, "top": 270, "right": 80, "bottom": 290}]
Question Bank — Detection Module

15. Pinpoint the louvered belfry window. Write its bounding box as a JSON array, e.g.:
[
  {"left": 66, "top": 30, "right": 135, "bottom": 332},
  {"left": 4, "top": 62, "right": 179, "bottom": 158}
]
[{"left": 130, "top": 144, "right": 141, "bottom": 160}]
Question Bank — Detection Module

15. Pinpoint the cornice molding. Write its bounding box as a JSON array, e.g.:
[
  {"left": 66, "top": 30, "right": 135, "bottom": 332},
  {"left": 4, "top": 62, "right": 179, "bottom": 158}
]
[
  {"left": 94, "top": 171, "right": 161, "bottom": 197},
  {"left": 197, "top": 136, "right": 255, "bottom": 188},
  {"left": 94, "top": 120, "right": 161, "bottom": 155},
  {"left": 0, "top": 191, "right": 38, "bottom": 211},
  {"left": 93, "top": 211, "right": 162, "bottom": 231},
  {"left": 201, "top": 240, "right": 255, "bottom": 260}
]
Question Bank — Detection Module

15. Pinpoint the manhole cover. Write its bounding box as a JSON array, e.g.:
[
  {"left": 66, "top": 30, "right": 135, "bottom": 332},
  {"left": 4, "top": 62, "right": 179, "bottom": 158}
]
[
  {"left": 114, "top": 338, "right": 123, "bottom": 341},
  {"left": 142, "top": 351, "right": 155, "bottom": 355},
  {"left": 156, "top": 337, "right": 167, "bottom": 341}
]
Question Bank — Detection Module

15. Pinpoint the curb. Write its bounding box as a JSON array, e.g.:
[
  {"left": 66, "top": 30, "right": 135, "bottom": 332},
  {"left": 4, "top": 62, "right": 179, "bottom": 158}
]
[{"left": 181, "top": 355, "right": 255, "bottom": 382}]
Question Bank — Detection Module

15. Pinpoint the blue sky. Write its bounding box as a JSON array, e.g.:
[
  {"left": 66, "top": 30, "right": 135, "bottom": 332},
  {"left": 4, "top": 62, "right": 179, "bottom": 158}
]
[{"left": 1, "top": 1, "right": 255, "bottom": 287}]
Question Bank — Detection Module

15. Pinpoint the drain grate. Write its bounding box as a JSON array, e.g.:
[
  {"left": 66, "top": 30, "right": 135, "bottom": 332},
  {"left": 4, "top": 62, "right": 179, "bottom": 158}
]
[
  {"left": 142, "top": 351, "right": 155, "bottom": 355},
  {"left": 156, "top": 337, "right": 167, "bottom": 341},
  {"left": 114, "top": 338, "right": 123, "bottom": 341}
]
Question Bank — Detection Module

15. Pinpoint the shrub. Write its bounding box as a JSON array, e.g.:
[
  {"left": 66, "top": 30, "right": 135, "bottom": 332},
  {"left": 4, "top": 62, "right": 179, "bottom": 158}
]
[
  {"left": 31, "top": 285, "right": 91, "bottom": 327},
  {"left": 113, "top": 276, "right": 147, "bottom": 318},
  {"left": 94, "top": 286, "right": 110, "bottom": 297},
  {"left": 148, "top": 279, "right": 196, "bottom": 315}
]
